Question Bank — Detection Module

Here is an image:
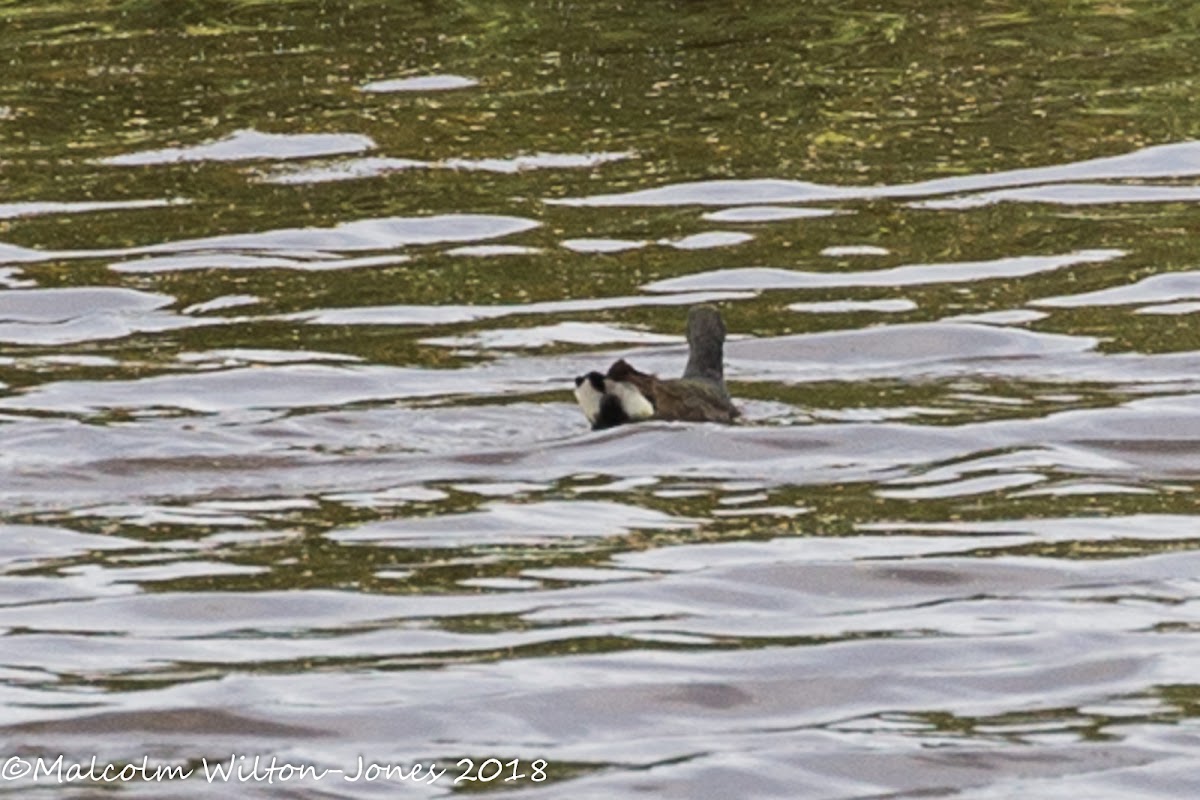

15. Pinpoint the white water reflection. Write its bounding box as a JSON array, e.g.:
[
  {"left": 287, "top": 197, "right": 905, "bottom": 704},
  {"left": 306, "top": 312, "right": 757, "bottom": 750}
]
[
  {"left": 0, "top": 363, "right": 486, "bottom": 414},
  {"left": 132, "top": 214, "right": 538, "bottom": 256},
  {"left": 329, "top": 500, "right": 697, "bottom": 548},
  {"left": 29, "top": 354, "right": 120, "bottom": 368},
  {"left": 0, "top": 267, "right": 32, "bottom": 288},
  {"left": 300, "top": 290, "right": 754, "bottom": 326},
  {"left": 0, "top": 213, "right": 539, "bottom": 272},
  {"left": 0, "top": 287, "right": 199, "bottom": 345},
  {"left": 944, "top": 309, "right": 1049, "bottom": 325},
  {"left": 360, "top": 74, "right": 479, "bottom": 92},
  {"left": 550, "top": 141, "right": 1200, "bottom": 207},
  {"left": 422, "top": 321, "right": 680, "bottom": 349},
  {"left": 1136, "top": 301, "right": 1200, "bottom": 315},
  {"left": 702, "top": 206, "right": 843, "bottom": 222},
  {"left": 326, "top": 485, "right": 449, "bottom": 509},
  {"left": 1014, "top": 481, "right": 1157, "bottom": 497},
  {"left": 175, "top": 348, "right": 362, "bottom": 366},
  {"left": 181, "top": 294, "right": 260, "bottom": 315},
  {"left": 0, "top": 524, "right": 141, "bottom": 563},
  {"left": 443, "top": 151, "right": 633, "bottom": 173},
  {"left": 0, "top": 241, "right": 93, "bottom": 264},
  {"left": 1035, "top": 271, "right": 1200, "bottom": 308},
  {"left": 877, "top": 472, "right": 1045, "bottom": 499},
  {"left": 913, "top": 182, "right": 1200, "bottom": 209},
  {"left": 445, "top": 244, "right": 542, "bottom": 257},
  {"left": 0, "top": 199, "right": 184, "bottom": 219},
  {"left": 98, "top": 129, "right": 375, "bottom": 166},
  {"left": 661, "top": 231, "right": 753, "bottom": 249},
  {"left": 561, "top": 238, "right": 648, "bottom": 253},
  {"left": 865, "top": 513, "right": 1200, "bottom": 541},
  {"left": 76, "top": 503, "right": 263, "bottom": 528},
  {"left": 112, "top": 252, "right": 414, "bottom": 273},
  {"left": 821, "top": 245, "right": 890, "bottom": 257},
  {"left": 0, "top": 287, "right": 170, "bottom": 322},
  {"left": 644, "top": 250, "right": 1124, "bottom": 292},
  {"left": 257, "top": 156, "right": 426, "bottom": 183}
]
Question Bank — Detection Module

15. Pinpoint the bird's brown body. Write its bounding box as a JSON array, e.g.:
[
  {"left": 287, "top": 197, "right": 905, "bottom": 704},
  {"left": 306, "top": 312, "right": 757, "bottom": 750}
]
[
  {"left": 573, "top": 305, "right": 739, "bottom": 429},
  {"left": 605, "top": 358, "right": 738, "bottom": 424}
]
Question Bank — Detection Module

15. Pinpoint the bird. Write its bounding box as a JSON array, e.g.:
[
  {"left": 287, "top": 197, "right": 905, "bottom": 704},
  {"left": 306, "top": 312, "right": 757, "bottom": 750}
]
[{"left": 573, "top": 305, "right": 739, "bottom": 430}]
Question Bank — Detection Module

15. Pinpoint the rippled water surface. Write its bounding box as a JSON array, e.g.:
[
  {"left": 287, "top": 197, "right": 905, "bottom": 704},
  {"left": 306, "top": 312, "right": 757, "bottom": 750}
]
[{"left": 3, "top": 1, "right": 1200, "bottom": 797}]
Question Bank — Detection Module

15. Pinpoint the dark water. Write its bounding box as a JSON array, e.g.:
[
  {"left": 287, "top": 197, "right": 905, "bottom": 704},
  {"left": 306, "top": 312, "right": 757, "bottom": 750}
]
[{"left": 2, "top": 1, "right": 1200, "bottom": 797}]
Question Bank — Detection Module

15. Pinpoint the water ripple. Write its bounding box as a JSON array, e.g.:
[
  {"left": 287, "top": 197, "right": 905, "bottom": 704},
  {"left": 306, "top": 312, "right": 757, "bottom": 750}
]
[{"left": 98, "top": 129, "right": 375, "bottom": 166}]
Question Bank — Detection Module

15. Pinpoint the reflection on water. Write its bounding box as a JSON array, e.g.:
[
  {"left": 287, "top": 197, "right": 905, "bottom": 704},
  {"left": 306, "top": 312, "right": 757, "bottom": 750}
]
[
  {"left": 550, "top": 141, "right": 1200, "bottom": 207},
  {"left": 642, "top": 250, "right": 1125, "bottom": 291},
  {"left": 359, "top": 74, "right": 480, "bottom": 93},
  {"left": 262, "top": 150, "right": 634, "bottom": 184},
  {"left": 3, "top": 0, "right": 1200, "bottom": 797},
  {"left": 98, "top": 129, "right": 376, "bottom": 166}
]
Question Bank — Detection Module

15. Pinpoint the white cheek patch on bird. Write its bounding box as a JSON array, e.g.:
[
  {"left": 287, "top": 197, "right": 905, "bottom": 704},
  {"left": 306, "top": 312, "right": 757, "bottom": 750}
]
[
  {"left": 573, "top": 372, "right": 607, "bottom": 426},
  {"left": 573, "top": 370, "right": 652, "bottom": 431},
  {"left": 604, "top": 378, "right": 654, "bottom": 420}
]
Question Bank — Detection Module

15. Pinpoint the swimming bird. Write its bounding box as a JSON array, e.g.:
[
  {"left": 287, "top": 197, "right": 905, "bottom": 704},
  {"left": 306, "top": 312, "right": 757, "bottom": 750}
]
[{"left": 573, "top": 305, "right": 739, "bottom": 430}]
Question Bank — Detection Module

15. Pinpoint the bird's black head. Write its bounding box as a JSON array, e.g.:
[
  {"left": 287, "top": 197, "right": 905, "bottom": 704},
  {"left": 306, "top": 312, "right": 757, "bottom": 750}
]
[{"left": 574, "top": 371, "right": 606, "bottom": 391}]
